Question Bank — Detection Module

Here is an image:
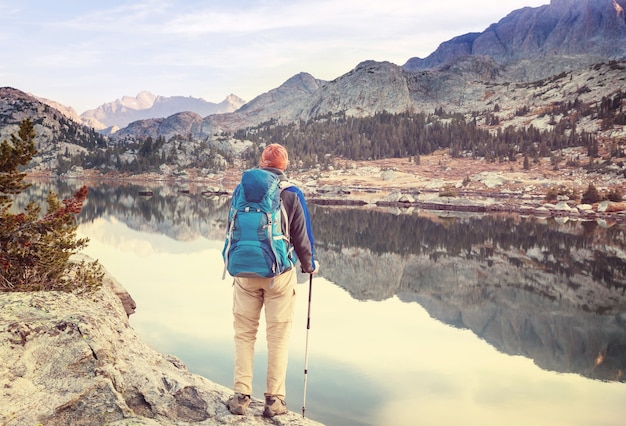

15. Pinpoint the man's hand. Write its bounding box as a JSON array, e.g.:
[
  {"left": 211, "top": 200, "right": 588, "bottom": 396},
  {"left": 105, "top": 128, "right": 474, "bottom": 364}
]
[{"left": 311, "top": 260, "right": 320, "bottom": 275}]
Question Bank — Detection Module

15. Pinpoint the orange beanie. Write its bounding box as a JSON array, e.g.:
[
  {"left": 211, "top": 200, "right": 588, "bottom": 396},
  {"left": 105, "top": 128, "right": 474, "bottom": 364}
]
[{"left": 260, "top": 143, "right": 289, "bottom": 170}]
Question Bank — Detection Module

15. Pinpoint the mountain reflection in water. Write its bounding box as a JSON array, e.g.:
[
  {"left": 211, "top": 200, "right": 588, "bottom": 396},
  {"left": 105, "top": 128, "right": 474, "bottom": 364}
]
[
  {"left": 313, "top": 206, "right": 626, "bottom": 383},
  {"left": 20, "top": 180, "right": 626, "bottom": 426}
]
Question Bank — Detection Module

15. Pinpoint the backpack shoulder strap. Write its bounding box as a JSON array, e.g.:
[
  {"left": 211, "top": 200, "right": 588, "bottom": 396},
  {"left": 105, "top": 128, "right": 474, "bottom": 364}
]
[
  {"left": 279, "top": 180, "right": 292, "bottom": 190},
  {"left": 277, "top": 181, "right": 294, "bottom": 242}
]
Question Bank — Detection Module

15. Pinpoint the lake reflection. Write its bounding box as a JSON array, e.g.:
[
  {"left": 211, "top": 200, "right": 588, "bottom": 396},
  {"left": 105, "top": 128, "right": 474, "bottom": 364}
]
[{"left": 21, "top": 180, "right": 626, "bottom": 426}]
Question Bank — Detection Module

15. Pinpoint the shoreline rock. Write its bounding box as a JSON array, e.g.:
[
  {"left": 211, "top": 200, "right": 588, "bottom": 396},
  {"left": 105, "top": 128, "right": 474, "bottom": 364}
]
[
  {"left": 0, "top": 270, "right": 323, "bottom": 425},
  {"left": 27, "top": 169, "right": 626, "bottom": 223},
  {"left": 307, "top": 191, "right": 626, "bottom": 223}
]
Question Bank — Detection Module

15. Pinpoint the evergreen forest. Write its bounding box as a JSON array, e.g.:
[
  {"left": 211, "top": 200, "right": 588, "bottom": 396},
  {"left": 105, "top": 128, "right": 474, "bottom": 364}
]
[
  {"left": 237, "top": 90, "right": 625, "bottom": 171},
  {"left": 43, "top": 89, "right": 626, "bottom": 176}
]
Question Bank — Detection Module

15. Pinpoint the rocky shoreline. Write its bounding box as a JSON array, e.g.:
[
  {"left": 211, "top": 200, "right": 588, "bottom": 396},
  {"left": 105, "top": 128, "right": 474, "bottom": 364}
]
[
  {"left": 32, "top": 150, "right": 626, "bottom": 224},
  {"left": 305, "top": 189, "right": 626, "bottom": 223},
  {"left": 0, "top": 264, "right": 323, "bottom": 426}
]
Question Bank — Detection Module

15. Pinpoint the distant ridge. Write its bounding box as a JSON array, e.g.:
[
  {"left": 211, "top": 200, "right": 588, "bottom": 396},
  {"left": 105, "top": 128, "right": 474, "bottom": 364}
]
[{"left": 80, "top": 91, "right": 246, "bottom": 131}]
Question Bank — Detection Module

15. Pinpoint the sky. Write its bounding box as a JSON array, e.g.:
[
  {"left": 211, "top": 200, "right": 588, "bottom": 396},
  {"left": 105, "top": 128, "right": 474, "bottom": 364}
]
[{"left": 1, "top": 0, "right": 549, "bottom": 114}]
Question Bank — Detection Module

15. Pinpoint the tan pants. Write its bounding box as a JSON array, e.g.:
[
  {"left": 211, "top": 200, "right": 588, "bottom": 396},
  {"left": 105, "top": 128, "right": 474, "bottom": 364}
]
[{"left": 232, "top": 268, "right": 297, "bottom": 399}]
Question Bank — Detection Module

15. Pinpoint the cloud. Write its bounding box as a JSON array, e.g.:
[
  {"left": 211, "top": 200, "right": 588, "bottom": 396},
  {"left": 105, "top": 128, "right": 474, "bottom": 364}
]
[{"left": 52, "top": 1, "right": 170, "bottom": 33}]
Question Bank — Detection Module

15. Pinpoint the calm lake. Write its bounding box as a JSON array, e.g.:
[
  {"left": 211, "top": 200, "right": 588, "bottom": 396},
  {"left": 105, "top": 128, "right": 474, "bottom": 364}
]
[{"left": 20, "top": 179, "right": 626, "bottom": 426}]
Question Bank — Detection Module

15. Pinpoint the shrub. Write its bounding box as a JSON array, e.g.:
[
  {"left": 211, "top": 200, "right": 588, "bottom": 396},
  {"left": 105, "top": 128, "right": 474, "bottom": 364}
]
[
  {"left": 580, "top": 183, "right": 600, "bottom": 204},
  {"left": 606, "top": 187, "right": 624, "bottom": 202},
  {"left": 545, "top": 185, "right": 579, "bottom": 203},
  {"left": 545, "top": 188, "right": 558, "bottom": 202},
  {"left": 439, "top": 184, "right": 458, "bottom": 197},
  {"left": 0, "top": 119, "right": 103, "bottom": 292}
]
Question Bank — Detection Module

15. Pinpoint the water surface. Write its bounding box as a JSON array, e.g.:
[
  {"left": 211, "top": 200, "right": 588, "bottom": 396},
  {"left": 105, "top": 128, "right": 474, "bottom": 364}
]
[{"left": 22, "top": 180, "right": 626, "bottom": 426}]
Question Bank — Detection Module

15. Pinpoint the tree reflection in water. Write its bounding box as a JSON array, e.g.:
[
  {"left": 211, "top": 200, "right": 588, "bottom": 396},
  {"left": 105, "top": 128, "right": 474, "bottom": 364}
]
[{"left": 311, "top": 205, "right": 626, "bottom": 383}]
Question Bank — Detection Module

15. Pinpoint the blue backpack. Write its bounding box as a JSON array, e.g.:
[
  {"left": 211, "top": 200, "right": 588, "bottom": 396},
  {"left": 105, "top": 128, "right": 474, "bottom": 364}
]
[{"left": 222, "top": 168, "right": 294, "bottom": 279}]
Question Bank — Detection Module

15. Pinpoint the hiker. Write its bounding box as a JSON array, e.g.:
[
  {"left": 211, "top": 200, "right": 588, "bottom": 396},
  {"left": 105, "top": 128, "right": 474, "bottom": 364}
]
[{"left": 223, "top": 143, "right": 318, "bottom": 417}]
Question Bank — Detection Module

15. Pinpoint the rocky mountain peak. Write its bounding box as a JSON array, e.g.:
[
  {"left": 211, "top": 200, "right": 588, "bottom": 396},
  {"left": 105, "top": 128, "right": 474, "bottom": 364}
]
[
  {"left": 0, "top": 87, "right": 38, "bottom": 104},
  {"left": 302, "top": 60, "right": 413, "bottom": 119},
  {"left": 280, "top": 72, "right": 322, "bottom": 93},
  {"left": 112, "top": 90, "right": 157, "bottom": 111},
  {"left": 132, "top": 90, "right": 159, "bottom": 108},
  {"left": 229, "top": 72, "right": 325, "bottom": 121},
  {"left": 403, "top": 0, "right": 626, "bottom": 71},
  {"left": 222, "top": 93, "right": 246, "bottom": 108}
]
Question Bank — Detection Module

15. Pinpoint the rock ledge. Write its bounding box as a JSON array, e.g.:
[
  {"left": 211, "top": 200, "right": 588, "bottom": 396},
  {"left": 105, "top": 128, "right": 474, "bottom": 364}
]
[{"left": 0, "top": 273, "right": 322, "bottom": 425}]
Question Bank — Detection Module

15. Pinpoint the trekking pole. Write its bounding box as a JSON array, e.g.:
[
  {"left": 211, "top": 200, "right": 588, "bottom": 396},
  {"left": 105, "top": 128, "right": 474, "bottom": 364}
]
[{"left": 302, "top": 273, "right": 313, "bottom": 418}]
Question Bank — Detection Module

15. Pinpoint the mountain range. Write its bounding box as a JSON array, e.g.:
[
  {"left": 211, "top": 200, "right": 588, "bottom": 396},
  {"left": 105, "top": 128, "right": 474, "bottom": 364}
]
[
  {"left": 1, "top": 0, "right": 625, "bottom": 173},
  {"left": 78, "top": 91, "right": 245, "bottom": 133},
  {"left": 32, "top": 91, "right": 246, "bottom": 134},
  {"left": 112, "top": 0, "right": 626, "bottom": 139}
]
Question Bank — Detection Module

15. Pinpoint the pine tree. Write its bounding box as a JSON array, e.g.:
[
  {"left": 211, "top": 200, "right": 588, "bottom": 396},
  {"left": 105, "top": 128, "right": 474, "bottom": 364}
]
[
  {"left": 0, "top": 118, "right": 37, "bottom": 209},
  {"left": 581, "top": 183, "right": 600, "bottom": 205},
  {"left": 0, "top": 119, "right": 103, "bottom": 292}
]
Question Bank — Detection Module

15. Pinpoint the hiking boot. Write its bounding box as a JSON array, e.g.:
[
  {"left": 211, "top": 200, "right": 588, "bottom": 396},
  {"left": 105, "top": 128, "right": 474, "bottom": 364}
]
[
  {"left": 263, "top": 395, "right": 287, "bottom": 417},
  {"left": 226, "top": 392, "right": 250, "bottom": 415}
]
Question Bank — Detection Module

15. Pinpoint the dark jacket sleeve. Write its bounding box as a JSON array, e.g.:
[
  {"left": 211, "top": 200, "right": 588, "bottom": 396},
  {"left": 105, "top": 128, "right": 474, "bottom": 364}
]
[{"left": 281, "top": 186, "right": 316, "bottom": 273}]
